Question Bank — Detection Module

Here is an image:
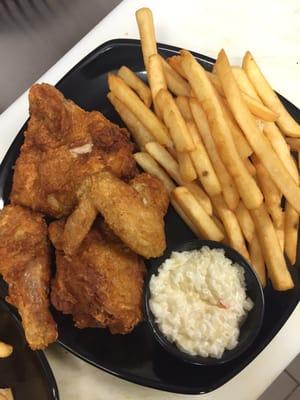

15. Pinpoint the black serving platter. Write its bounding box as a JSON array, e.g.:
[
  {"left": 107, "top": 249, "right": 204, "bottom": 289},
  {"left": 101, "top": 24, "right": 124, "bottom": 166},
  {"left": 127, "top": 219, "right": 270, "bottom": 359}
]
[
  {"left": 0, "top": 299, "right": 59, "bottom": 400},
  {"left": 0, "top": 39, "right": 299, "bottom": 395}
]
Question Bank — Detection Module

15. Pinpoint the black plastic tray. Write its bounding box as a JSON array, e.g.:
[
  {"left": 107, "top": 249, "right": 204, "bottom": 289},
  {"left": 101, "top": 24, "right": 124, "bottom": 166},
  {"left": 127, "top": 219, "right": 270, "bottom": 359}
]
[{"left": 0, "top": 39, "right": 299, "bottom": 395}]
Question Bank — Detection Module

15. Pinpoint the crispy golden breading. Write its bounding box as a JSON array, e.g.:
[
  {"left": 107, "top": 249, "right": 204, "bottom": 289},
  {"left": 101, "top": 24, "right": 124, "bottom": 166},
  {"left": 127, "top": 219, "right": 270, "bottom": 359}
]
[
  {"left": 10, "top": 83, "right": 137, "bottom": 218},
  {"left": 0, "top": 205, "right": 57, "bottom": 350},
  {"left": 49, "top": 220, "right": 145, "bottom": 334}
]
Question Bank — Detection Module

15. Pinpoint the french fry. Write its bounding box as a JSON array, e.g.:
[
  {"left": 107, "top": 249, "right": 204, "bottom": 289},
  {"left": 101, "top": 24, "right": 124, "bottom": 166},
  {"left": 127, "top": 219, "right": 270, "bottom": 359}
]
[
  {"left": 286, "top": 138, "right": 300, "bottom": 151},
  {"left": 184, "top": 181, "right": 213, "bottom": 215},
  {"left": 285, "top": 202, "right": 299, "bottom": 265},
  {"left": 187, "top": 120, "right": 222, "bottom": 196},
  {"left": 215, "top": 49, "right": 300, "bottom": 214},
  {"left": 252, "top": 155, "right": 283, "bottom": 228},
  {"left": 172, "top": 187, "right": 224, "bottom": 241},
  {"left": 135, "top": 8, "right": 157, "bottom": 70},
  {"left": 145, "top": 141, "right": 183, "bottom": 184},
  {"left": 160, "top": 56, "right": 191, "bottom": 96},
  {"left": 243, "top": 158, "right": 256, "bottom": 176},
  {"left": 117, "top": 66, "right": 152, "bottom": 107},
  {"left": 181, "top": 50, "right": 262, "bottom": 209},
  {"left": 148, "top": 54, "right": 167, "bottom": 117},
  {"left": 275, "top": 216, "right": 285, "bottom": 252},
  {"left": 133, "top": 152, "right": 175, "bottom": 194},
  {"left": 156, "top": 89, "right": 195, "bottom": 152},
  {"left": 0, "top": 388, "right": 14, "bottom": 400},
  {"left": 251, "top": 203, "right": 294, "bottom": 290},
  {"left": 108, "top": 74, "right": 172, "bottom": 147},
  {"left": 171, "top": 198, "right": 199, "bottom": 237},
  {"left": 231, "top": 66, "right": 260, "bottom": 99},
  {"left": 175, "top": 96, "right": 193, "bottom": 121},
  {"left": 190, "top": 98, "right": 240, "bottom": 209},
  {"left": 167, "top": 55, "right": 187, "bottom": 78},
  {"left": 243, "top": 51, "right": 300, "bottom": 137},
  {"left": 235, "top": 201, "right": 255, "bottom": 243},
  {"left": 249, "top": 235, "right": 266, "bottom": 287},
  {"left": 107, "top": 92, "right": 154, "bottom": 150},
  {"left": 0, "top": 341, "right": 13, "bottom": 358},
  {"left": 177, "top": 151, "right": 197, "bottom": 182},
  {"left": 63, "top": 196, "right": 97, "bottom": 255},
  {"left": 212, "top": 194, "right": 250, "bottom": 261}
]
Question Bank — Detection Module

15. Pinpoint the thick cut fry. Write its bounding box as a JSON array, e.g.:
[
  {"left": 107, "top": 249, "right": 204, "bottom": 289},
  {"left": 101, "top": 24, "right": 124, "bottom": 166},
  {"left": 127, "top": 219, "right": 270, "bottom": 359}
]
[
  {"left": 190, "top": 98, "right": 240, "bottom": 209},
  {"left": 148, "top": 54, "right": 167, "bottom": 117},
  {"left": 263, "top": 121, "right": 299, "bottom": 183},
  {"left": 231, "top": 66, "right": 260, "bottom": 99},
  {"left": 133, "top": 152, "right": 175, "bottom": 194},
  {"left": 177, "top": 151, "right": 197, "bottom": 182},
  {"left": 249, "top": 236, "right": 266, "bottom": 287},
  {"left": 108, "top": 74, "right": 171, "bottom": 147},
  {"left": 167, "top": 55, "right": 187, "bottom": 78},
  {"left": 117, "top": 66, "right": 152, "bottom": 107},
  {"left": 172, "top": 187, "right": 224, "bottom": 241},
  {"left": 171, "top": 198, "right": 198, "bottom": 237},
  {"left": 285, "top": 202, "right": 299, "bottom": 265},
  {"left": 251, "top": 203, "right": 294, "bottom": 291},
  {"left": 212, "top": 194, "right": 249, "bottom": 261},
  {"left": 145, "top": 142, "right": 182, "bottom": 184},
  {"left": 187, "top": 120, "right": 222, "bottom": 196},
  {"left": 0, "top": 341, "right": 13, "bottom": 358},
  {"left": 156, "top": 89, "right": 194, "bottom": 152},
  {"left": 181, "top": 50, "right": 262, "bottom": 209},
  {"left": 235, "top": 201, "right": 255, "bottom": 243},
  {"left": 135, "top": 8, "right": 157, "bottom": 70},
  {"left": 63, "top": 196, "right": 97, "bottom": 255},
  {"left": 286, "top": 138, "right": 300, "bottom": 151},
  {"left": 107, "top": 92, "right": 153, "bottom": 150},
  {"left": 160, "top": 56, "right": 191, "bottom": 96},
  {"left": 184, "top": 181, "right": 213, "bottom": 215},
  {"left": 252, "top": 155, "right": 283, "bottom": 228},
  {"left": 243, "top": 51, "right": 300, "bottom": 137},
  {"left": 215, "top": 49, "right": 300, "bottom": 214},
  {"left": 175, "top": 96, "right": 193, "bottom": 121}
]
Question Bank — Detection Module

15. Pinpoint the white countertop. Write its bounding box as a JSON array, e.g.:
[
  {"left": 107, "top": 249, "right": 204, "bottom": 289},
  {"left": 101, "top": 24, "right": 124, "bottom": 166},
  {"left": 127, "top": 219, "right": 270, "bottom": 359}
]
[{"left": 0, "top": 0, "right": 299, "bottom": 398}]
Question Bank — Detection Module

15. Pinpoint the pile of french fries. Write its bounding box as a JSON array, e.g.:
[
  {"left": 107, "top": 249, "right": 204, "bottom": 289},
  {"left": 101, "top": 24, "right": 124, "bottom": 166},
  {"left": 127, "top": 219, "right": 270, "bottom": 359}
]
[{"left": 107, "top": 7, "right": 300, "bottom": 291}]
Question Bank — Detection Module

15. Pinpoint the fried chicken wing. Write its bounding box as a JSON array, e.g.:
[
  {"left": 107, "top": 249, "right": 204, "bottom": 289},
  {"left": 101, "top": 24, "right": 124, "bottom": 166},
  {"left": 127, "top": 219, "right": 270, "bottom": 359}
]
[
  {"left": 49, "top": 219, "right": 145, "bottom": 334},
  {"left": 0, "top": 205, "right": 57, "bottom": 349},
  {"left": 10, "top": 83, "right": 137, "bottom": 218}
]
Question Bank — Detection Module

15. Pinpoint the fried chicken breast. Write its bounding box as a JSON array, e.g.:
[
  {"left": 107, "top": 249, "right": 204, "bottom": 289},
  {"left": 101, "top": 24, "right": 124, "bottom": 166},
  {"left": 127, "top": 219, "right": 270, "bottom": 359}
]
[
  {"left": 10, "top": 83, "right": 137, "bottom": 218},
  {"left": 49, "top": 219, "right": 145, "bottom": 334},
  {"left": 0, "top": 205, "right": 57, "bottom": 349}
]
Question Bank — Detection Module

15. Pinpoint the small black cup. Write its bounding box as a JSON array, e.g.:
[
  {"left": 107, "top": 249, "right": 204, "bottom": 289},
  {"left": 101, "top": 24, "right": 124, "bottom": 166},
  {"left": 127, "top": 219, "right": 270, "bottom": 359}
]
[{"left": 144, "top": 240, "right": 265, "bottom": 366}]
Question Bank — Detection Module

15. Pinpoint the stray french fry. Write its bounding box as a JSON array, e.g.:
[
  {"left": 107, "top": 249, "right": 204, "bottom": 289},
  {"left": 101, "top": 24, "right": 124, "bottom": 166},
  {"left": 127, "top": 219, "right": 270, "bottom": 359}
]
[
  {"left": 148, "top": 54, "right": 167, "bottom": 117},
  {"left": 235, "top": 201, "right": 255, "bottom": 243},
  {"left": 156, "top": 89, "right": 195, "bottom": 151},
  {"left": 117, "top": 66, "right": 152, "bottom": 107},
  {"left": 135, "top": 8, "right": 157, "bottom": 70},
  {"left": 160, "top": 56, "right": 191, "bottom": 96},
  {"left": 251, "top": 203, "right": 294, "bottom": 291},
  {"left": 172, "top": 187, "right": 224, "bottom": 241},
  {"left": 177, "top": 151, "right": 197, "bottom": 182},
  {"left": 184, "top": 181, "right": 213, "bottom": 215},
  {"left": 187, "top": 120, "right": 222, "bottom": 196},
  {"left": 212, "top": 194, "right": 249, "bottom": 260},
  {"left": 249, "top": 235, "right": 266, "bottom": 287},
  {"left": 133, "top": 152, "right": 175, "bottom": 194},
  {"left": 175, "top": 96, "right": 193, "bottom": 121},
  {"left": 243, "top": 51, "right": 300, "bottom": 137},
  {"left": 181, "top": 50, "right": 262, "bottom": 209},
  {"left": 107, "top": 92, "right": 154, "bottom": 150},
  {"left": 190, "top": 98, "right": 240, "bottom": 209},
  {"left": 0, "top": 341, "right": 13, "bottom": 358},
  {"left": 167, "top": 55, "right": 187, "bottom": 78},
  {"left": 285, "top": 202, "right": 299, "bottom": 265},
  {"left": 215, "top": 49, "right": 300, "bottom": 214},
  {"left": 145, "top": 141, "right": 183, "bottom": 184},
  {"left": 108, "top": 74, "right": 172, "bottom": 147},
  {"left": 286, "top": 138, "right": 300, "bottom": 151}
]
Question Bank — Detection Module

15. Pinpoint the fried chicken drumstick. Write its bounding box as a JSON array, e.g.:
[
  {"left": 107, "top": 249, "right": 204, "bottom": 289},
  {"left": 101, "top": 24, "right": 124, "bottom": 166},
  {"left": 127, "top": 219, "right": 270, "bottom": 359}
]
[{"left": 0, "top": 205, "right": 57, "bottom": 349}]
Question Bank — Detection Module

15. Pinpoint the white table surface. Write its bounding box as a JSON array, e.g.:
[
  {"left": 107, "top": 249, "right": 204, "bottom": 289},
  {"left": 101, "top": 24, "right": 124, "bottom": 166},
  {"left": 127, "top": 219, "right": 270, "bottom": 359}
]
[{"left": 0, "top": 0, "right": 299, "bottom": 398}]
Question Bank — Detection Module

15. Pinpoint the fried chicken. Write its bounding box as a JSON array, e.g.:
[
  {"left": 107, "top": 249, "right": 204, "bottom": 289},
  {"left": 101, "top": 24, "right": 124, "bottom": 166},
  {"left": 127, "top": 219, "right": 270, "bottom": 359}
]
[
  {"left": 0, "top": 205, "right": 57, "bottom": 350},
  {"left": 49, "top": 219, "right": 145, "bottom": 334},
  {"left": 10, "top": 83, "right": 137, "bottom": 218}
]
